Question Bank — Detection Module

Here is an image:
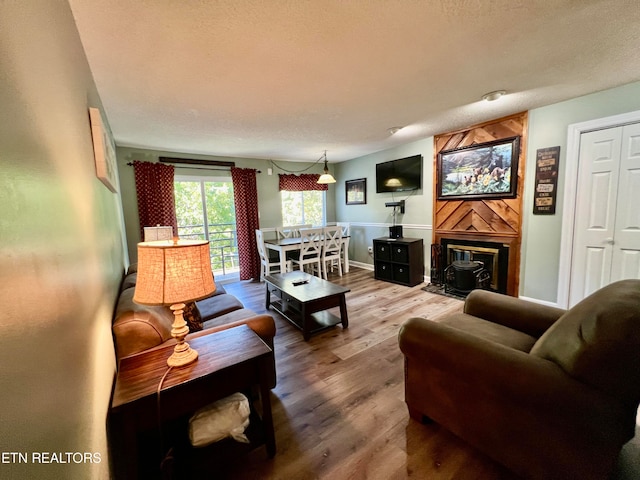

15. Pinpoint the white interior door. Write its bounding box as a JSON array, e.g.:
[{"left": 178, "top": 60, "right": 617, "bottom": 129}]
[
  {"left": 569, "top": 123, "right": 640, "bottom": 306},
  {"left": 611, "top": 123, "right": 640, "bottom": 281}
]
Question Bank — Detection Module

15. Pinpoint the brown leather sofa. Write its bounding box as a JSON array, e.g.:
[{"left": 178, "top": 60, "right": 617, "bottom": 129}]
[
  {"left": 398, "top": 279, "right": 640, "bottom": 480},
  {"left": 112, "top": 266, "right": 277, "bottom": 387}
]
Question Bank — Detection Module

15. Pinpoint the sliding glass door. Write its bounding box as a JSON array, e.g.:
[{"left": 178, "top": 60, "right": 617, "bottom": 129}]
[{"left": 174, "top": 176, "right": 239, "bottom": 279}]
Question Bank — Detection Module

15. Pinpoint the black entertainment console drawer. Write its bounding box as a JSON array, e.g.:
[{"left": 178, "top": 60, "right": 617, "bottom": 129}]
[
  {"left": 391, "top": 244, "right": 410, "bottom": 263},
  {"left": 374, "top": 261, "right": 393, "bottom": 281},
  {"left": 373, "top": 237, "right": 424, "bottom": 287},
  {"left": 374, "top": 242, "right": 392, "bottom": 261}
]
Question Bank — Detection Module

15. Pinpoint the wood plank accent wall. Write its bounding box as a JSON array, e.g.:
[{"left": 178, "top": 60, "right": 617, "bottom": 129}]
[{"left": 433, "top": 112, "right": 528, "bottom": 296}]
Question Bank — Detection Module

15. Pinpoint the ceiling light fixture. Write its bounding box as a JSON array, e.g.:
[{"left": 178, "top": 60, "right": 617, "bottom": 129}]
[
  {"left": 482, "top": 90, "right": 506, "bottom": 102},
  {"left": 317, "top": 151, "right": 336, "bottom": 184},
  {"left": 388, "top": 126, "right": 404, "bottom": 135}
]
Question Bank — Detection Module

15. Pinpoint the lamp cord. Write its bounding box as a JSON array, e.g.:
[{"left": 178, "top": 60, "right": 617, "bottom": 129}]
[
  {"left": 391, "top": 189, "right": 416, "bottom": 202},
  {"left": 156, "top": 366, "right": 174, "bottom": 474},
  {"left": 269, "top": 151, "right": 327, "bottom": 174}
]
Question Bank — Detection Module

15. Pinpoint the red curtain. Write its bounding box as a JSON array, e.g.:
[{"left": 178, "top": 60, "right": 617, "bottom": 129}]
[
  {"left": 278, "top": 174, "right": 328, "bottom": 191},
  {"left": 133, "top": 161, "right": 178, "bottom": 239},
  {"left": 231, "top": 167, "right": 261, "bottom": 280}
]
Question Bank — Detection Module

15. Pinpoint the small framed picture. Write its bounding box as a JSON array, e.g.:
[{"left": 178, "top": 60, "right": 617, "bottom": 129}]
[
  {"left": 89, "top": 107, "right": 118, "bottom": 193},
  {"left": 345, "top": 178, "right": 367, "bottom": 205}
]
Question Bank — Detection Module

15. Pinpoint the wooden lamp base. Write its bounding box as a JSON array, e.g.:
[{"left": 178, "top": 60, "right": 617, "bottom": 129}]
[{"left": 168, "top": 303, "right": 198, "bottom": 367}]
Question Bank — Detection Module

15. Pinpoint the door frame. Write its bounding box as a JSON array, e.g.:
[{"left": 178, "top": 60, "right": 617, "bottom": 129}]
[{"left": 558, "top": 109, "right": 640, "bottom": 308}]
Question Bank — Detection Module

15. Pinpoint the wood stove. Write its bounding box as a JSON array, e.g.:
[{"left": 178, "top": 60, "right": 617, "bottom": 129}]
[
  {"left": 444, "top": 260, "right": 491, "bottom": 296},
  {"left": 431, "top": 238, "right": 510, "bottom": 295}
]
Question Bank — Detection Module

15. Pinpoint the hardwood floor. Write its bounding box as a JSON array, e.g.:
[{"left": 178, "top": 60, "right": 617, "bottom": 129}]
[{"left": 214, "top": 267, "right": 518, "bottom": 480}]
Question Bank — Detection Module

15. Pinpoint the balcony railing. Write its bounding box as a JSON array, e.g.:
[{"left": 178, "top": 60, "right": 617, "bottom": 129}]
[{"left": 177, "top": 222, "right": 239, "bottom": 277}]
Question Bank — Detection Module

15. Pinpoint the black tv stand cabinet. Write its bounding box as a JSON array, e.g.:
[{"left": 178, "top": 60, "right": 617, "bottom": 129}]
[{"left": 373, "top": 237, "right": 424, "bottom": 287}]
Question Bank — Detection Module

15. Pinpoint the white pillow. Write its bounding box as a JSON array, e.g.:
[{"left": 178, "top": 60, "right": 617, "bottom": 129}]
[{"left": 188, "top": 392, "right": 251, "bottom": 447}]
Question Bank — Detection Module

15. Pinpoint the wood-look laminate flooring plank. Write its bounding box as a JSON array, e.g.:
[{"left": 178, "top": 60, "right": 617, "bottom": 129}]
[{"left": 215, "top": 267, "right": 519, "bottom": 480}]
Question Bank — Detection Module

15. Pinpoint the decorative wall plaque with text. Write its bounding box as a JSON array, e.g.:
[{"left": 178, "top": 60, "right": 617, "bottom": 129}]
[{"left": 533, "top": 146, "right": 560, "bottom": 215}]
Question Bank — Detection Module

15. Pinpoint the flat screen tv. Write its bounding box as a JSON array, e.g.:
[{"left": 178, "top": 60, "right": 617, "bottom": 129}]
[{"left": 376, "top": 155, "right": 422, "bottom": 193}]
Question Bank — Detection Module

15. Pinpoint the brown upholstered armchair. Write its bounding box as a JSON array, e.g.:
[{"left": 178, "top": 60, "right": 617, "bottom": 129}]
[{"left": 398, "top": 280, "right": 640, "bottom": 480}]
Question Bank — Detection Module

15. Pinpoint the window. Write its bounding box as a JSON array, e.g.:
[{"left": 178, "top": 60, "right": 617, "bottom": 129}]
[
  {"left": 174, "top": 176, "right": 239, "bottom": 278},
  {"left": 281, "top": 190, "right": 326, "bottom": 226}
]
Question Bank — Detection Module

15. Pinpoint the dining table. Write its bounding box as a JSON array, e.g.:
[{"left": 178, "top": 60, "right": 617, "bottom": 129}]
[{"left": 263, "top": 235, "right": 350, "bottom": 275}]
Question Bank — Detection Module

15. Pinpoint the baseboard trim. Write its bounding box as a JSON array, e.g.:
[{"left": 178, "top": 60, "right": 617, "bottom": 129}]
[
  {"left": 349, "top": 260, "right": 374, "bottom": 271},
  {"left": 517, "top": 295, "right": 562, "bottom": 309}
]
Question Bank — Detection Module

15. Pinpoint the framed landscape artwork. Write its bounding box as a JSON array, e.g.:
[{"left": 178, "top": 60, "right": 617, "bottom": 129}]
[
  {"left": 89, "top": 107, "right": 118, "bottom": 193},
  {"left": 437, "top": 136, "right": 520, "bottom": 200},
  {"left": 345, "top": 178, "right": 366, "bottom": 205}
]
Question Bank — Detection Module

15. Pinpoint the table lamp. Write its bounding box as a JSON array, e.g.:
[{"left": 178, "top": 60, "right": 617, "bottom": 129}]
[{"left": 133, "top": 239, "right": 216, "bottom": 367}]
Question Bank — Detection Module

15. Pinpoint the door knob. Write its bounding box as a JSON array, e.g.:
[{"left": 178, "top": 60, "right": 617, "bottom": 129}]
[{"left": 605, "top": 238, "right": 614, "bottom": 245}]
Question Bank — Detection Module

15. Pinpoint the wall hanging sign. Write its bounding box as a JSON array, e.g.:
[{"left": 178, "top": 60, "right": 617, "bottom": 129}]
[
  {"left": 89, "top": 107, "right": 118, "bottom": 193},
  {"left": 437, "top": 136, "right": 520, "bottom": 200},
  {"left": 345, "top": 178, "right": 367, "bottom": 205},
  {"left": 533, "top": 146, "right": 560, "bottom": 215}
]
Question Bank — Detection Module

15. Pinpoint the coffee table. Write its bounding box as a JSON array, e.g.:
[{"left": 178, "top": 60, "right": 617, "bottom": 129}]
[{"left": 265, "top": 272, "right": 350, "bottom": 341}]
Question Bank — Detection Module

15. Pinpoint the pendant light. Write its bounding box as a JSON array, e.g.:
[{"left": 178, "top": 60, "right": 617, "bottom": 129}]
[{"left": 317, "top": 151, "right": 336, "bottom": 184}]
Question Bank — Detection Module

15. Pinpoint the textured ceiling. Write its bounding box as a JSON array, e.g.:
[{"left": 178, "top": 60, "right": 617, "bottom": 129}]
[{"left": 69, "top": 0, "right": 640, "bottom": 162}]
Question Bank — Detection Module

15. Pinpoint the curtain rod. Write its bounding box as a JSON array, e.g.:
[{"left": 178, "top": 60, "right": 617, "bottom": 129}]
[
  {"left": 126, "top": 162, "right": 261, "bottom": 173},
  {"left": 159, "top": 156, "right": 234, "bottom": 167}
]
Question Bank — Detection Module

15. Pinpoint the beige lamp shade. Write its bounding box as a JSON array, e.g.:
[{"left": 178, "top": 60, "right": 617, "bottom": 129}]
[{"left": 133, "top": 239, "right": 216, "bottom": 306}]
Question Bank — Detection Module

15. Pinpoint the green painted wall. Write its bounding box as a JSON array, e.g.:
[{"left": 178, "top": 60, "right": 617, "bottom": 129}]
[
  {"left": 0, "top": 1, "right": 126, "bottom": 478},
  {"left": 334, "top": 139, "right": 434, "bottom": 266},
  {"left": 116, "top": 147, "right": 336, "bottom": 263}
]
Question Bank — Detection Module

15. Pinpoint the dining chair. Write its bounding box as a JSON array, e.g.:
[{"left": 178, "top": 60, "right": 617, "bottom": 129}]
[
  {"left": 276, "top": 224, "right": 312, "bottom": 239},
  {"left": 276, "top": 227, "right": 296, "bottom": 239},
  {"left": 336, "top": 222, "right": 351, "bottom": 267},
  {"left": 256, "top": 229, "right": 290, "bottom": 281},
  {"left": 290, "top": 227, "right": 322, "bottom": 277},
  {"left": 321, "top": 226, "right": 343, "bottom": 279},
  {"left": 336, "top": 222, "right": 350, "bottom": 237}
]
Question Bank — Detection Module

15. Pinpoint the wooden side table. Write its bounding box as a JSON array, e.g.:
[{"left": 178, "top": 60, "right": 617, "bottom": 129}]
[{"left": 108, "top": 325, "right": 275, "bottom": 479}]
